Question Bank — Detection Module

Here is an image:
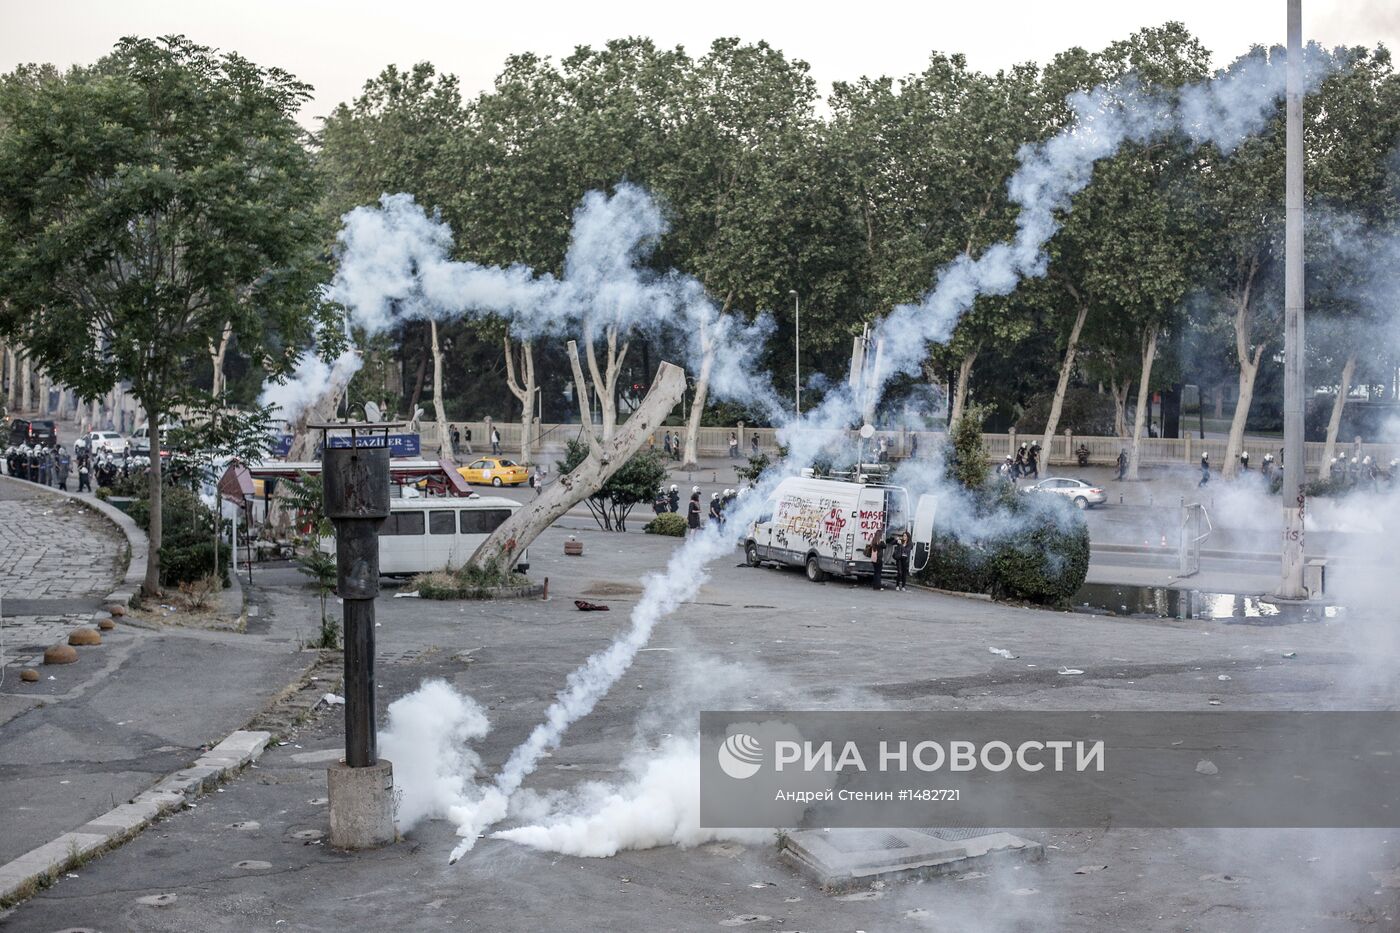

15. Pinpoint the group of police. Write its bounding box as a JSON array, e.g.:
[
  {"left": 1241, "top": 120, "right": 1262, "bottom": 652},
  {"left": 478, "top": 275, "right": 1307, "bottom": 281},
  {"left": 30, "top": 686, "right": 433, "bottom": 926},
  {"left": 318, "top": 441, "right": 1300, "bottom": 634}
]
[
  {"left": 1327, "top": 452, "right": 1397, "bottom": 490},
  {"left": 651, "top": 483, "right": 747, "bottom": 532},
  {"left": 3, "top": 442, "right": 141, "bottom": 492}
]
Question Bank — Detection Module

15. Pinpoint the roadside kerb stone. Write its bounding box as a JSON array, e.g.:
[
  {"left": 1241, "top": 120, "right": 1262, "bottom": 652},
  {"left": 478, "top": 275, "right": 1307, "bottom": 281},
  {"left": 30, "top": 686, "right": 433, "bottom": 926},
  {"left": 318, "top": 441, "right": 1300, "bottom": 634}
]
[{"left": 0, "top": 730, "right": 271, "bottom": 907}]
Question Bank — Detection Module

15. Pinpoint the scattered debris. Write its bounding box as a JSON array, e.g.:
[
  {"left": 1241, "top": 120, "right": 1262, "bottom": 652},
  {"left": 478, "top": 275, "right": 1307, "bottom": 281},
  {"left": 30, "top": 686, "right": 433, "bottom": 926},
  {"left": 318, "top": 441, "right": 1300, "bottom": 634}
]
[
  {"left": 1217, "top": 674, "right": 1232, "bottom": 681},
  {"left": 1208, "top": 699, "right": 1222, "bottom": 706},
  {"left": 1058, "top": 668, "right": 1085, "bottom": 676},
  {"left": 574, "top": 600, "right": 610, "bottom": 611},
  {"left": 989, "top": 647, "right": 1018, "bottom": 659},
  {"left": 321, "top": 693, "right": 345, "bottom": 707},
  {"left": 1074, "top": 865, "right": 1109, "bottom": 874},
  {"left": 1199, "top": 872, "right": 1250, "bottom": 885},
  {"left": 392, "top": 591, "right": 421, "bottom": 598},
  {"left": 1011, "top": 888, "right": 1039, "bottom": 896},
  {"left": 1196, "top": 760, "right": 1219, "bottom": 775},
  {"left": 1282, "top": 651, "right": 1297, "bottom": 659}
]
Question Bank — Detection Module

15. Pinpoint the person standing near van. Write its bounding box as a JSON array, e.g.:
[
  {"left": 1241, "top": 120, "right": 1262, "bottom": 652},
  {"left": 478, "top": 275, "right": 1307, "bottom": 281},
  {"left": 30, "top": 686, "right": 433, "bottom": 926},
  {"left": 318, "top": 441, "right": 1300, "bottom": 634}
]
[{"left": 891, "top": 530, "right": 912, "bottom": 591}]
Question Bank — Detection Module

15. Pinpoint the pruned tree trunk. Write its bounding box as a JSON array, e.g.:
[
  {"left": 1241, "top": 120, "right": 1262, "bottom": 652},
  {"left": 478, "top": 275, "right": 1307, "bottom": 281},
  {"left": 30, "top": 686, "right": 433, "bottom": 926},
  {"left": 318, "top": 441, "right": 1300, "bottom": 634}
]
[
  {"left": 20, "top": 355, "right": 31, "bottom": 412},
  {"left": 1222, "top": 275, "right": 1264, "bottom": 479},
  {"left": 948, "top": 346, "right": 978, "bottom": 427},
  {"left": 1040, "top": 301, "right": 1089, "bottom": 454},
  {"left": 429, "top": 319, "right": 452, "bottom": 462},
  {"left": 5, "top": 348, "right": 16, "bottom": 411},
  {"left": 584, "top": 324, "right": 629, "bottom": 442},
  {"left": 681, "top": 328, "right": 716, "bottom": 470},
  {"left": 1319, "top": 352, "right": 1357, "bottom": 479},
  {"left": 1126, "top": 326, "right": 1159, "bottom": 481},
  {"left": 468, "top": 350, "right": 685, "bottom": 573},
  {"left": 271, "top": 364, "right": 356, "bottom": 537},
  {"left": 209, "top": 321, "right": 233, "bottom": 399},
  {"left": 503, "top": 335, "right": 536, "bottom": 465},
  {"left": 144, "top": 406, "right": 164, "bottom": 597}
]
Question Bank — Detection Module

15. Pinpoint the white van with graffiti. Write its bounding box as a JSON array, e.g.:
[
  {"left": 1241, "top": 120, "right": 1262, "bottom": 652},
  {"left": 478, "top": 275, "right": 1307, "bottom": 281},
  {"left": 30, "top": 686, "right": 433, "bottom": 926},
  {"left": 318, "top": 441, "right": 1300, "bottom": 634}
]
[{"left": 742, "top": 475, "right": 935, "bottom": 583}]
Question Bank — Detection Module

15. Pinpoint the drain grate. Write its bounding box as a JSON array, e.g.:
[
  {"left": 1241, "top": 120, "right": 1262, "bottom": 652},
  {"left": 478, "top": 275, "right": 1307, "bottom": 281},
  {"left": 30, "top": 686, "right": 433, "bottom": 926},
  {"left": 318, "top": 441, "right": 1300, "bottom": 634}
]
[
  {"left": 916, "top": 827, "right": 997, "bottom": 842},
  {"left": 823, "top": 831, "right": 910, "bottom": 854}
]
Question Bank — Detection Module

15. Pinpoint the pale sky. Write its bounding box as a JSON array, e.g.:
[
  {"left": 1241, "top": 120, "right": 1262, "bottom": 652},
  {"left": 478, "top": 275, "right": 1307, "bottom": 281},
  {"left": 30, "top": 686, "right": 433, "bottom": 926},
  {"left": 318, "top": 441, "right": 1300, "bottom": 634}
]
[{"left": 2, "top": 0, "right": 1398, "bottom": 127}]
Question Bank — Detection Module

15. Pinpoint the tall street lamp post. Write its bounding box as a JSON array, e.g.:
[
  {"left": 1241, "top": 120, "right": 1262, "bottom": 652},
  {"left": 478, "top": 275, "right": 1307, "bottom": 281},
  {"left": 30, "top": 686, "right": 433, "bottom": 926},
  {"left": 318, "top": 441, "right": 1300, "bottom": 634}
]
[{"left": 790, "top": 289, "right": 801, "bottom": 415}]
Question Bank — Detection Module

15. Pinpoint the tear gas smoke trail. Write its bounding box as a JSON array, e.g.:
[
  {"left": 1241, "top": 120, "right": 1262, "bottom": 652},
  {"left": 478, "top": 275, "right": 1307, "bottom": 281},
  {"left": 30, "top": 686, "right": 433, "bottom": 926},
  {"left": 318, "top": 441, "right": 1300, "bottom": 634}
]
[
  {"left": 369, "top": 52, "right": 1334, "bottom": 861},
  {"left": 258, "top": 348, "right": 363, "bottom": 425}
]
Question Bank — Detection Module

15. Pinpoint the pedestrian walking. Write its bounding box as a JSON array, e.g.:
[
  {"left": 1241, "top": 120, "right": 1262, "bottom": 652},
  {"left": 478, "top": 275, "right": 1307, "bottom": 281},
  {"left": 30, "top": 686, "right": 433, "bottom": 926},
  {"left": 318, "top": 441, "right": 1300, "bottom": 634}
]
[
  {"left": 728, "top": 432, "right": 739, "bottom": 459},
  {"left": 463, "top": 426, "right": 473, "bottom": 454},
  {"left": 750, "top": 433, "right": 760, "bottom": 458},
  {"left": 867, "top": 525, "right": 886, "bottom": 591},
  {"left": 1198, "top": 452, "right": 1210, "bottom": 487},
  {"left": 663, "top": 431, "right": 673, "bottom": 458},
  {"left": 490, "top": 427, "right": 501, "bottom": 456},
  {"left": 891, "top": 530, "right": 912, "bottom": 591},
  {"left": 1116, "top": 449, "right": 1128, "bottom": 481},
  {"left": 687, "top": 490, "right": 702, "bottom": 534},
  {"left": 529, "top": 471, "right": 541, "bottom": 496},
  {"left": 1026, "top": 444, "right": 1040, "bottom": 480},
  {"left": 909, "top": 433, "right": 919, "bottom": 460},
  {"left": 1014, "top": 443, "right": 1028, "bottom": 478},
  {"left": 877, "top": 435, "right": 889, "bottom": 463},
  {"left": 450, "top": 425, "right": 461, "bottom": 456}
]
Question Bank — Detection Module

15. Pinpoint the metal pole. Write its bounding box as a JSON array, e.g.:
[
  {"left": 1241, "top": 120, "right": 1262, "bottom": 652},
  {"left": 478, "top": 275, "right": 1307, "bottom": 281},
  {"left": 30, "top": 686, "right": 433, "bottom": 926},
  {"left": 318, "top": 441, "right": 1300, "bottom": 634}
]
[
  {"left": 791, "top": 290, "right": 801, "bottom": 415},
  {"left": 1279, "top": 0, "right": 1307, "bottom": 598}
]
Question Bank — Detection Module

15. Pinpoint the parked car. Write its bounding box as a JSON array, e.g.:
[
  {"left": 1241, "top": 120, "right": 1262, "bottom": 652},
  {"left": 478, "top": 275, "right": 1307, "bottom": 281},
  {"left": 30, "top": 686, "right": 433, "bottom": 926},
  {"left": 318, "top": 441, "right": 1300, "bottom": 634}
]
[
  {"left": 1021, "top": 477, "right": 1107, "bottom": 509},
  {"left": 456, "top": 457, "right": 529, "bottom": 487},
  {"left": 7, "top": 418, "right": 58, "bottom": 447},
  {"left": 130, "top": 421, "right": 179, "bottom": 459},
  {"left": 76, "top": 430, "right": 130, "bottom": 456}
]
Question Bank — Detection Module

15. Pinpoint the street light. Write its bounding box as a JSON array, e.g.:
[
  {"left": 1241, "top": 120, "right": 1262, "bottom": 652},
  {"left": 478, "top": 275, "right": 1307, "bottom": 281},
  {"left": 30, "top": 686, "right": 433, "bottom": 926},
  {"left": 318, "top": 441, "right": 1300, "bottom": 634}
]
[{"left": 790, "top": 289, "right": 801, "bottom": 415}]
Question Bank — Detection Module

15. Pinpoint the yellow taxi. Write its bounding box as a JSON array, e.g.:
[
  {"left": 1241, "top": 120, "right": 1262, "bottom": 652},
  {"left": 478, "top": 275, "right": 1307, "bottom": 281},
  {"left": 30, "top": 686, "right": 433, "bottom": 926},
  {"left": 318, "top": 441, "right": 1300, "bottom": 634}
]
[{"left": 457, "top": 456, "right": 530, "bottom": 487}]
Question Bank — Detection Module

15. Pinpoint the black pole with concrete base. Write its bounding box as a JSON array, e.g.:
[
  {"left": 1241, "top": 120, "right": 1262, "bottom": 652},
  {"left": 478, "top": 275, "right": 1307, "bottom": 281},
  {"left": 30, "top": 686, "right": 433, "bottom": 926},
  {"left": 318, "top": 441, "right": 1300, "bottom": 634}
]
[{"left": 316, "top": 422, "right": 400, "bottom": 849}]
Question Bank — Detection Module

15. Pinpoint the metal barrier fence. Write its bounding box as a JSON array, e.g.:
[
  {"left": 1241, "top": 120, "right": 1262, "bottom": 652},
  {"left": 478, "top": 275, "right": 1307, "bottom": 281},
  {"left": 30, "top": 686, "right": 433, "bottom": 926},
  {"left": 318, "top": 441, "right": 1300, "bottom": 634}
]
[{"left": 444, "top": 420, "right": 1396, "bottom": 471}]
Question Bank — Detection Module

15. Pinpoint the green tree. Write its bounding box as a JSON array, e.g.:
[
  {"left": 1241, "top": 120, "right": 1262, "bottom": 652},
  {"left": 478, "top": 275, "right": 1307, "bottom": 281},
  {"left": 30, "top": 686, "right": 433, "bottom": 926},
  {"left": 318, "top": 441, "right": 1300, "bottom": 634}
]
[
  {"left": 557, "top": 439, "right": 668, "bottom": 531},
  {"left": 0, "top": 36, "right": 331, "bottom": 595}
]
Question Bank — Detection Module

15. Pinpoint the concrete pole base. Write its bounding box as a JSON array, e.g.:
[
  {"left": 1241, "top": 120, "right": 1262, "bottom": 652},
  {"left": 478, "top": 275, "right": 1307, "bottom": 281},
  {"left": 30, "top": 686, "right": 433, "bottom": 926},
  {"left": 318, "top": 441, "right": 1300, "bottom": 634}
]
[{"left": 327, "top": 758, "right": 396, "bottom": 849}]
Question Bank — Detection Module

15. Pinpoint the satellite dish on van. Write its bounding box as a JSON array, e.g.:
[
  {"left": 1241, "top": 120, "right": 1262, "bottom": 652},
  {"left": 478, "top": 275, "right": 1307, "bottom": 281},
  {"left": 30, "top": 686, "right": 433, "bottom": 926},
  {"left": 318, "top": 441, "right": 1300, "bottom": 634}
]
[
  {"left": 859, "top": 423, "right": 876, "bottom": 439},
  {"left": 364, "top": 401, "right": 382, "bottom": 423}
]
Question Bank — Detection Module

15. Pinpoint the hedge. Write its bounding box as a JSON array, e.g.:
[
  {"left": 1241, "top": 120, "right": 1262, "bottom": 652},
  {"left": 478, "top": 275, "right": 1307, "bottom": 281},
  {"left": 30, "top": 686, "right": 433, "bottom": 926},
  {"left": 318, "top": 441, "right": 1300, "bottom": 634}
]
[{"left": 917, "top": 488, "right": 1088, "bottom": 605}]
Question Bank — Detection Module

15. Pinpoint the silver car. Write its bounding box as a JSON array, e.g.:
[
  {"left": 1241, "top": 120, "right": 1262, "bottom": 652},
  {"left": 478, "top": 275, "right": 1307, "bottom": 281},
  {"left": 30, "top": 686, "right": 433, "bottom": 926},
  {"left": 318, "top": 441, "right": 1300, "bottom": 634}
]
[{"left": 1022, "top": 477, "right": 1107, "bottom": 509}]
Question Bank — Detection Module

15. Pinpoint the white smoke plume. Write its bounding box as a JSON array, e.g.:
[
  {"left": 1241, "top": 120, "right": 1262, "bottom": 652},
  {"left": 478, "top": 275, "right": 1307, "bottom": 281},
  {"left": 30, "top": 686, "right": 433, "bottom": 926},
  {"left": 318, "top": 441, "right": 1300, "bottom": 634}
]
[
  {"left": 329, "top": 185, "right": 780, "bottom": 416},
  {"left": 377, "top": 679, "right": 492, "bottom": 832},
  {"left": 258, "top": 347, "right": 362, "bottom": 425},
  {"left": 362, "top": 48, "right": 1341, "bottom": 863}
]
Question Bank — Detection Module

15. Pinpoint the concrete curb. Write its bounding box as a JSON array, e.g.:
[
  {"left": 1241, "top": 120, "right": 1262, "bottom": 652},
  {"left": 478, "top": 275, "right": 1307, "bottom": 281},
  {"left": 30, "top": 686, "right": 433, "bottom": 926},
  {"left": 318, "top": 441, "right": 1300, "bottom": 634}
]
[
  {"left": 0, "top": 474, "right": 148, "bottom": 606},
  {"left": 0, "top": 730, "right": 270, "bottom": 907}
]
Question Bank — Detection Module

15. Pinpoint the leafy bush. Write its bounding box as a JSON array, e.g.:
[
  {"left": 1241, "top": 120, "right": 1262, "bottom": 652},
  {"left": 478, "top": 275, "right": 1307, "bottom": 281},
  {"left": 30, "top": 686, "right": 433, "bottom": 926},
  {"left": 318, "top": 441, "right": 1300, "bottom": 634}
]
[
  {"left": 1014, "top": 387, "right": 1117, "bottom": 436},
  {"left": 128, "top": 483, "right": 229, "bottom": 588},
  {"left": 644, "top": 512, "right": 687, "bottom": 536},
  {"left": 917, "top": 486, "right": 1088, "bottom": 605}
]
